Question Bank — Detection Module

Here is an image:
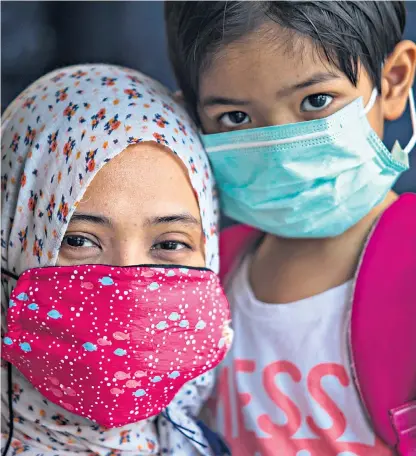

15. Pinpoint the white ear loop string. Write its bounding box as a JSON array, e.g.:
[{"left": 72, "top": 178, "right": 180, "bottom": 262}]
[
  {"left": 404, "top": 88, "right": 416, "bottom": 155},
  {"left": 363, "top": 88, "right": 379, "bottom": 115},
  {"left": 363, "top": 87, "right": 416, "bottom": 155}
]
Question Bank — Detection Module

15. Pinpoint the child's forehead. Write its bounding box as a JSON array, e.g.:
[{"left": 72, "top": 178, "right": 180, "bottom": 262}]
[{"left": 199, "top": 23, "right": 347, "bottom": 99}]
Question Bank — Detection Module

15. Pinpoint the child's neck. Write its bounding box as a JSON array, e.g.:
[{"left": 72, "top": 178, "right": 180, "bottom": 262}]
[{"left": 249, "top": 191, "right": 398, "bottom": 304}]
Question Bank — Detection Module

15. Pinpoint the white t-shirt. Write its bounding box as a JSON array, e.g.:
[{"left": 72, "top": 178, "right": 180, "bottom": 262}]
[{"left": 210, "top": 256, "right": 393, "bottom": 456}]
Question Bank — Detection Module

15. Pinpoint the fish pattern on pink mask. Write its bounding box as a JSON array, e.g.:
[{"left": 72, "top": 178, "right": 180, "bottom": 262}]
[{"left": 3, "top": 265, "right": 231, "bottom": 428}]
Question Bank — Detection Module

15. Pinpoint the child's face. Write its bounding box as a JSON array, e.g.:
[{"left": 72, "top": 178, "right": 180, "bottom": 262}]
[
  {"left": 198, "top": 23, "right": 384, "bottom": 138},
  {"left": 57, "top": 143, "right": 205, "bottom": 267}
]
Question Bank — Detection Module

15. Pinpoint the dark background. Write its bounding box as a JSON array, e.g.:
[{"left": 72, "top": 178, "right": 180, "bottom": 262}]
[{"left": 2, "top": 1, "right": 415, "bottom": 192}]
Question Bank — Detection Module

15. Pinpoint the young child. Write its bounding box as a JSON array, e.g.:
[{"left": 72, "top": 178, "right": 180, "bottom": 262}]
[
  {"left": 1, "top": 64, "right": 232, "bottom": 456},
  {"left": 165, "top": 2, "right": 416, "bottom": 455}
]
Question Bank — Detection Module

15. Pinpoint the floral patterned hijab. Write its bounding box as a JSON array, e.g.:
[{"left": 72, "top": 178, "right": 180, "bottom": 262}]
[{"left": 1, "top": 64, "right": 219, "bottom": 455}]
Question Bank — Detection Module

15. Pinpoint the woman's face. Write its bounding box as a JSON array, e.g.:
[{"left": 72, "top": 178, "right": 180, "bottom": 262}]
[{"left": 57, "top": 143, "right": 205, "bottom": 267}]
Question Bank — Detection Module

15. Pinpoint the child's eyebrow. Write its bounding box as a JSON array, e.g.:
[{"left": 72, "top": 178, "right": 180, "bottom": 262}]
[
  {"left": 201, "top": 72, "right": 341, "bottom": 108},
  {"left": 201, "top": 96, "right": 250, "bottom": 108},
  {"left": 276, "top": 72, "right": 341, "bottom": 97},
  {"left": 144, "top": 213, "right": 201, "bottom": 227}
]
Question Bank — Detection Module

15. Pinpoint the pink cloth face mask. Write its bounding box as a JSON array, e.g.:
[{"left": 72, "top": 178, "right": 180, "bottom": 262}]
[{"left": 2, "top": 264, "right": 232, "bottom": 428}]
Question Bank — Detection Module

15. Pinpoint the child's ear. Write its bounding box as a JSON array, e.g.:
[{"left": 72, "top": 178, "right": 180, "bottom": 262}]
[{"left": 381, "top": 40, "right": 416, "bottom": 121}]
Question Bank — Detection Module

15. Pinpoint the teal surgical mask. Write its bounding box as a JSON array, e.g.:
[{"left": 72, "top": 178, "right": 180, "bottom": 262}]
[{"left": 202, "top": 89, "right": 415, "bottom": 238}]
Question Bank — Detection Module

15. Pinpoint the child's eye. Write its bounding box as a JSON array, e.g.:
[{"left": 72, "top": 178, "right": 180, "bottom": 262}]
[
  {"left": 152, "top": 241, "right": 189, "bottom": 251},
  {"left": 301, "top": 94, "right": 334, "bottom": 112},
  {"left": 218, "top": 111, "right": 251, "bottom": 127},
  {"left": 62, "top": 235, "right": 97, "bottom": 249}
]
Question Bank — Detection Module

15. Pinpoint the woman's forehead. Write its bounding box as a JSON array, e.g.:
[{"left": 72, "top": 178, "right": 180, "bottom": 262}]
[{"left": 75, "top": 143, "right": 202, "bottom": 226}]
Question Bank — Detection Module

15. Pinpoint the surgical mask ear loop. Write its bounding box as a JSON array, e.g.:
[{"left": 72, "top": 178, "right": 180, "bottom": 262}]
[
  {"left": 363, "top": 88, "right": 379, "bottom": 116},
  {"left": 362, "top": 87, "right": 416, "bottom": 155},
  {"left": 403, "top": 88, "right": 416, "bottom": 155}
]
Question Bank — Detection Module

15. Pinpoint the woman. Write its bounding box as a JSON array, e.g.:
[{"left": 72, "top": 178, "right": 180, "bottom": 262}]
[{"left": 1, "top": 64, "right": 231, "bottom": 455}]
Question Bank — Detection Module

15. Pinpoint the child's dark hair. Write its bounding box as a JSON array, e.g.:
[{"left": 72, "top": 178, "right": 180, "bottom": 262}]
[{"left": 165, "top": 1, "right": 406, "bottom": 123}]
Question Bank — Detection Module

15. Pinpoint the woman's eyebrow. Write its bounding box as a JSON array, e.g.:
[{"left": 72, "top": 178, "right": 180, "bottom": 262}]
[
  {"left": 145, "top": 213, "right": 201, "bottom": 227},
  {"left": 70, "top": 213, "right": 113, "bottom": 226}
]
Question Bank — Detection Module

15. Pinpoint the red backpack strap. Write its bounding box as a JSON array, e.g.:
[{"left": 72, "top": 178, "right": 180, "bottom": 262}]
[
  {"left": 219, "top": 225, "right": 259, "bottom": 285},
  {"left": 351, "top": 193, "right": 416, "bottom": 454}
]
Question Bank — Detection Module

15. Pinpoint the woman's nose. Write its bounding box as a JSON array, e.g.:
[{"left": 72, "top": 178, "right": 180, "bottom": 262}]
[{"left": 111, "top": 241, "right": 148, "bottom": 266}]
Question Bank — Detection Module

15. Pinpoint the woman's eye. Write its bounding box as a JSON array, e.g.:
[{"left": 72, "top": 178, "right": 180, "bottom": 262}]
[
  {"left": 218, "top": 111, "right": 251, "bottom": 128},
  {"left": 62, "top": 235, "right": 96, "bottom": 248},
  {"left": 152, "top": 241, "right": 189, "bottom": 251},
  {"left": 301, "top": 94, "right": 334, "bottom": 112}
]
